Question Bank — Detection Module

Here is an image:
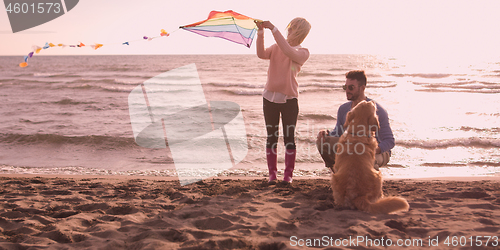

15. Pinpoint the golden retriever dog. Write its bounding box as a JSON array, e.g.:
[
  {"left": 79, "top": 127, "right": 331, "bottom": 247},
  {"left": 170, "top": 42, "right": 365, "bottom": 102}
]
[{"left": 331, "top": 100, "right": 409, "bottom": 214}]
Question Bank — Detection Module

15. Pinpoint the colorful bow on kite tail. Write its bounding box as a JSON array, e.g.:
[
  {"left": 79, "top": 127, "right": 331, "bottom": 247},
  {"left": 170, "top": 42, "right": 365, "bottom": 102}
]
[{"left": 20, "top": 10, "right": 260, "bottom": 68}]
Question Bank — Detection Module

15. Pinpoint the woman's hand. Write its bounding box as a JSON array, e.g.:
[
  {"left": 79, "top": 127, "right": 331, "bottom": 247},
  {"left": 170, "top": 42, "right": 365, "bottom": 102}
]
[
  {"left": 255, "top": 20, "right": 275, "bottom": 31},
  {"left": 255, "top": 20, "right": 264, "bottom": 30},
  {"left": 262, "top": 21, "right": 275, "bottom": 31}
]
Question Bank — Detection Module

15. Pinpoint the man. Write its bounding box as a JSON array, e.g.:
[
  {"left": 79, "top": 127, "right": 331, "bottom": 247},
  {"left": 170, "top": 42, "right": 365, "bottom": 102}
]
[{"left": 316, "top": 70, "right": 395, "bottom": 172}]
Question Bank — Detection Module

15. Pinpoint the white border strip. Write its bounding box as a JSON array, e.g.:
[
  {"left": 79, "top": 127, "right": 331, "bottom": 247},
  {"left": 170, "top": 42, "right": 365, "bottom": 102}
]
[{"left": 60, "top": 0, "right": 68, "bottom": 13}]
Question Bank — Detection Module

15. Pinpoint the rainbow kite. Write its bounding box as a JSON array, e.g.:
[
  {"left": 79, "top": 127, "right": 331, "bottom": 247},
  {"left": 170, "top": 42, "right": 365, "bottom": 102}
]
[
  {"left": 181, "top": 10, "right": 258, "bottom": 48},
  {"left": 20, "top": 10, "right": 259, "bottom": 67}
]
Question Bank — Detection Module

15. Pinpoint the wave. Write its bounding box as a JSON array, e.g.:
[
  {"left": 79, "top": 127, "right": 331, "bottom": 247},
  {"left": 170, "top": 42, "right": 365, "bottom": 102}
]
[
  {"left": 0, "top": 165, "right": 180, "bottom": 177},
  {"left": 56, "top": 84, "right": 132, "bottom": 92},
  {"left": 19, "top": 119, "right": 55, "bottom": 124},
  {"left": 7, "top": 79, "right": 61, "bottom": 85},
  {"left": 468, "top": 161, "right": 500, "bottom": 167},
  {"left": 413, "top": 81, "right": 500, "bottom": 89},
  {"left": 72, "top": 84, "right": 94, "bottom": 90},
  {"left": 390, "top": 73, "right": 453, "bottom": 78},
  {"left": 367, "top": 83, "right": 398, "bottom": 88},
  {"left": 70, "top": 79, "right": 104, "bottom": 84},
  {"left": 460, "top": 126, "right": 500, "bottom": 133},
  {"left": 0, "top": 78, "right": 17, "bottom": 83},
  {"left": 421, "top": 161, "right": 500, "bottom": 167},
  {"left": 21, "top": 81, "right": 137, "bottom": 93},
  {"left": 328, "top": 67, "right": 354, "bottom": 71},
  {"left": 114, "top": 79, "right": 145, "bottom": 85},
  {"left": 299, "top": 113, "right": 336, "bottom": 121},
  {"left": 0, "top": 133, "right": 138, "bottom": 148},
  {"left": 51, "top": 98, "right": 96, "bottom": 105},
  {"left": 413, "top": 80, "right": 475, "bottom": 86},
  {"left": 397, "top": 137, "right": 500, "bottom": 149},
  {"left": 478, "top": 80, "right": 499, "bottom": 85},
  {"left": 420, "top": 163, "right": 467, "bottom": 167},
  {"left": 415, "top": 88, "right": 500, "bottom": 94},
  {"left": 97, "top": 66, "right": 137, "bottom": 72},
  {"left": 219, "top": 83, "right": 399, "bottom": 95},
  {"left": 71, "top": 78, "right": 146, "bottom": 85},
  {"left": 208, "top": 82, "right": 264, "bottom": 89},
  {"left": 411, "top": 80, "right": 500, "bottom": 93},
  {"left": 300, "top": 82, "right": 344, "bottom": 88},
  {"left": 34, "top": 73, "right": 81, "bottom": 78},
  {"left": 0, "top": 165, "right": 335, "bottom": 177},
  {"left": 298, "top": 72, "right": 338, "bottom": 78},
  {"left": 70, "top": 78, "right": 104, "bottom": 83},
  {"left": 100, "top": 86, "right": 133, "bottom": 93},
  {"left": 221, "top": 89, "right": 262, "bottom": 96},
  {"left": 209, "top": 80, "right": 396, "bottom": 90},
  {"left": 14, "top": 73, "right": 34, "bottom": 77}
]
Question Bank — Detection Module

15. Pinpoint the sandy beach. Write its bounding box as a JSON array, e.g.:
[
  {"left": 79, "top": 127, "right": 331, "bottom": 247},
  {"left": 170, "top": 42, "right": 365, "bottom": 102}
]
[{"left": 0, "top": 174, "right": 499, "bottom": 249}]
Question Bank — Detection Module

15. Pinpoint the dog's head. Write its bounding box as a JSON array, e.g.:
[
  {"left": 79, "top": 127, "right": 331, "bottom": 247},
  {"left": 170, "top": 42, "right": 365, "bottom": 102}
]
[{"left": 344, "top": 100, "right": 379, "bottom": 136}]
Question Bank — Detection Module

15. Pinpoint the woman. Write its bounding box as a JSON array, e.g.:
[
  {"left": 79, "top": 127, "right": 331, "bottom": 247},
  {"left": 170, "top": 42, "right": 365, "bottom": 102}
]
[{"left": 256, "top": 18, "right": 311, "bottom": 183}]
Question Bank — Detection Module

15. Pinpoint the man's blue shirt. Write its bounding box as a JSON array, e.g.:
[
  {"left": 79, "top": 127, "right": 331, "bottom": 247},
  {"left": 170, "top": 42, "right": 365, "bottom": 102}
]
[{"left": 329, "top": 98, "right": 395, "bottom": 153}]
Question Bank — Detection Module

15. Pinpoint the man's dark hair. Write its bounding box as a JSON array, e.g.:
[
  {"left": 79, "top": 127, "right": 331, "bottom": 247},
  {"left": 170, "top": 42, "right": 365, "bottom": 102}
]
[{"left": 345, "top": 70, "right": 367, "bottom": 86}]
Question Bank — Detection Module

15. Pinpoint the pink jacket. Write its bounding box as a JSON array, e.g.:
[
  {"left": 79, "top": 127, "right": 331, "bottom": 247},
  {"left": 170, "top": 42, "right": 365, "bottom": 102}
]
[{"left": 257, "top": 29, "right": 310, "bottom": 98}]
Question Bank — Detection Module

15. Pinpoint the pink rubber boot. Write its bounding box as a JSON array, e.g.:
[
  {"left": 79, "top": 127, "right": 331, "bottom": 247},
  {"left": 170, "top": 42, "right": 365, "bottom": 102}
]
[
  {"left": 266, "top": 148, "right": 277, "bottom": 183},
  {"left": 283, "top": 149, "right": 296, "bottom": 183}
]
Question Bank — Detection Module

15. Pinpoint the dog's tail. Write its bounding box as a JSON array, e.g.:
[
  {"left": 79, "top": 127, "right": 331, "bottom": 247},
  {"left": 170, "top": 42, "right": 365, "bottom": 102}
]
[{"left": 354, "top": 196, "right": 409, "bottom": 214}]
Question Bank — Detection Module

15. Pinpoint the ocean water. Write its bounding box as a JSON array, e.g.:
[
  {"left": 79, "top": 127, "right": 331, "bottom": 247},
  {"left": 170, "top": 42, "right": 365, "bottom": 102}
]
[{"left": 0, "top": 54, "right": 498, "bottom": 178}]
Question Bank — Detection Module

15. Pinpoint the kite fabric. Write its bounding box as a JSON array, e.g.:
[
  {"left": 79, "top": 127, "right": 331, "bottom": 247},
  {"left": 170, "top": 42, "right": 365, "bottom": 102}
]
[
  {"left": 19, "top": 10, "right": 259, "bottom": 67},
  {"left": 180, "top": 10, "right": 258, "bottom": 48}
]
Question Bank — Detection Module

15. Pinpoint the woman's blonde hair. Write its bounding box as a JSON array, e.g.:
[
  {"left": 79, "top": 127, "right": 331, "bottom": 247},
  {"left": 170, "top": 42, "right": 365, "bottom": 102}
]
[{"left": 286, "top": 17, "right": 311, "bottom": 45}]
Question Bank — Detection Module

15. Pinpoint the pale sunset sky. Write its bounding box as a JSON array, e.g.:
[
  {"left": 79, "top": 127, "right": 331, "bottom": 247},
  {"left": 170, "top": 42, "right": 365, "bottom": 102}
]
[{"left": 1, "top": 0, "right": 499, "bottom": 64}]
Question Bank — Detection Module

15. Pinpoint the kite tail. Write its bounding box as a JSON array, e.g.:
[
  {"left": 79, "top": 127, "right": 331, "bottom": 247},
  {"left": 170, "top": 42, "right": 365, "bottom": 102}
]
[{"left": 18, "top": 29, "right": 177, "bottom": 67}]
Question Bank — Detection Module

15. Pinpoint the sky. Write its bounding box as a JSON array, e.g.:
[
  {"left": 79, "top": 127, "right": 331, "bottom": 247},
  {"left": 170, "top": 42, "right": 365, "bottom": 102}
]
[{"left": 1, "top": 0, "right": 500, "bottom": 62}]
